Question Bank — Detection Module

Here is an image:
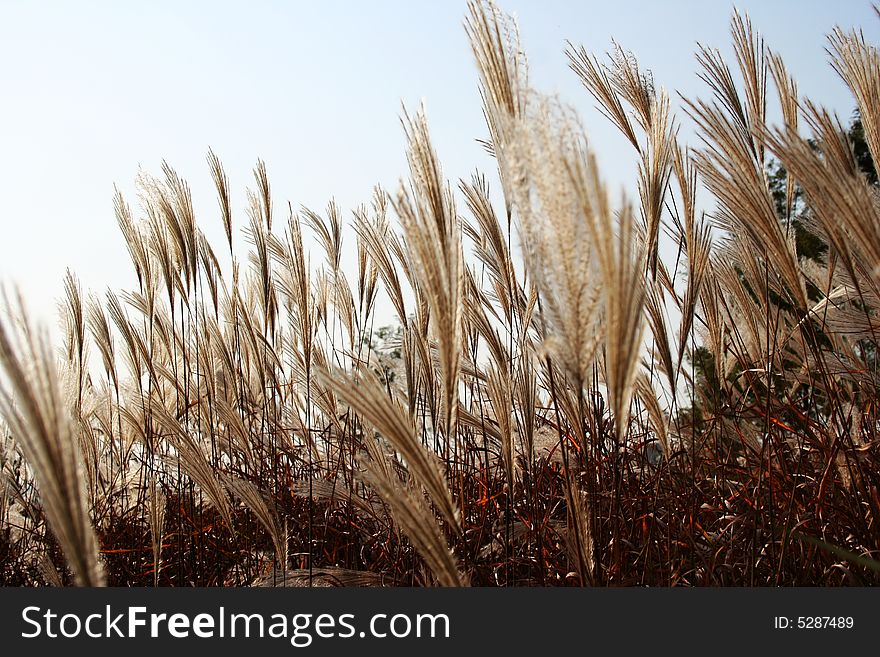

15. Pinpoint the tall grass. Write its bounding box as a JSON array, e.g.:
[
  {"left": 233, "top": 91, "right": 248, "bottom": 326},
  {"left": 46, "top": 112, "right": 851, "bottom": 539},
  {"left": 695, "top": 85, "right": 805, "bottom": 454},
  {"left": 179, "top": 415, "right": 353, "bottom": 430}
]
[{"left": 1, "top": 0, "right": 880, "bottom": 586}]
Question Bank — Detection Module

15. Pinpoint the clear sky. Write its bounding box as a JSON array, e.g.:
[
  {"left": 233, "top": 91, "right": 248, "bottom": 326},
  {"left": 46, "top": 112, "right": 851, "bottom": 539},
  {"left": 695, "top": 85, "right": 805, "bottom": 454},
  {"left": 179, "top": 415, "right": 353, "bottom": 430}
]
[{"left": 1, "top": 1, "right": 877, "bottom": 328}]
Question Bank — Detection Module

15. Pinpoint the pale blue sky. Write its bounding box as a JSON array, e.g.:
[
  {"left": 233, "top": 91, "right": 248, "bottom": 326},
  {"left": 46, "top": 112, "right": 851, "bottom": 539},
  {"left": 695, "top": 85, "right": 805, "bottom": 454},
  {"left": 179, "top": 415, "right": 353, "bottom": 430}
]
[{"left": 0, "top": 1, "right": 877, "bottom": 326}]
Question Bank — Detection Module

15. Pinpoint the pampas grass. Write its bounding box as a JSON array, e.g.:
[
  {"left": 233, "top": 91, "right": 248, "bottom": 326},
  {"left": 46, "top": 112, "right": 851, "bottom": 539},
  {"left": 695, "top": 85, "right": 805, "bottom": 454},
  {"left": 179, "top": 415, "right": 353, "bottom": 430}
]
[
  {"left": 1, "top": 0, "right": 879, "bottom": 587},
  {"left": 0, "top": 289, "right": 104, "bottom": 586}
]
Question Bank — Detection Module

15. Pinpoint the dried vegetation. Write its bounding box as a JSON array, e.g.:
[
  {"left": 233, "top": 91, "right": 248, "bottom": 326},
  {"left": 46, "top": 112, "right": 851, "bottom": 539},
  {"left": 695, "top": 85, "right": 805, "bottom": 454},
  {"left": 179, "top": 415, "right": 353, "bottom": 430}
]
[{"left": 2, "top": 1, "right": 880, "bottom": 586}]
